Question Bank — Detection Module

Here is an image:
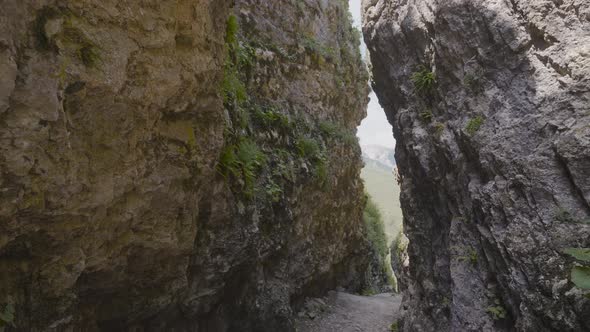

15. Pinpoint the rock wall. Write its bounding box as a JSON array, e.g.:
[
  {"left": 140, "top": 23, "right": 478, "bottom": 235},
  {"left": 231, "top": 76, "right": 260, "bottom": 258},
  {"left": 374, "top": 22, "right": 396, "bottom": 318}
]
[
  {"left": 0, "top": 0, "right": 372, "bottom": 330},
  {"left": 363, "top": 0, "right": 590, "bottom": 331}
]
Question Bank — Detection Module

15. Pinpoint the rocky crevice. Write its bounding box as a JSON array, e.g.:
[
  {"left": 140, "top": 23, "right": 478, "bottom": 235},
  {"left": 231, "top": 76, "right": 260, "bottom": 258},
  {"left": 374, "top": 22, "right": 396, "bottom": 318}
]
[
  {"left": 0, "top": 0, "right": 380, "bottom": 331},
  {"left": 363, "top": 0, "right": 590, "bottom": 331}
]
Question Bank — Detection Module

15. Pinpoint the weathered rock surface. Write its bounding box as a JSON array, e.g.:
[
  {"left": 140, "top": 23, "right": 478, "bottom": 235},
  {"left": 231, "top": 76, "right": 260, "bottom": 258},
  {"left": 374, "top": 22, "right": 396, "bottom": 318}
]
[
  {"left": 363, "top": 0, "right": 590, "bottom": 331},
  {"left": 0, "top": 0, "right": 375, "bottom": 330}
]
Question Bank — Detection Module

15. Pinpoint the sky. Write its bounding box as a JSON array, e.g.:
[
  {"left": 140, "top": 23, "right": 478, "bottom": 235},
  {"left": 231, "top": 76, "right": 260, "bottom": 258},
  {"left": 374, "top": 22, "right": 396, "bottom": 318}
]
[{"left": 348, "top": 0, "right": 396, "bottom": 150}]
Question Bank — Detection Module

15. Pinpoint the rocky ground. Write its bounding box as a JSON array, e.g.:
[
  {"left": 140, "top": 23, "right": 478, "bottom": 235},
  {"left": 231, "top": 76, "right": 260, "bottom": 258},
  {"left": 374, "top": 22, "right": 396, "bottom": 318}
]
[{"left": 295, "top": 291, "right": 402, "bottom": 332}]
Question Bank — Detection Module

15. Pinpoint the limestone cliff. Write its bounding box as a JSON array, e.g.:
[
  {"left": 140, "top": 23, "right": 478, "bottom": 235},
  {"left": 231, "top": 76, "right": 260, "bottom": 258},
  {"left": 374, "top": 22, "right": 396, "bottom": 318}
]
[
  {"left": 363, "top": 0, "right": 590, "bottom": 331},
  {"left": 0, "top": 0, "right": 372, "bottom": 330}
]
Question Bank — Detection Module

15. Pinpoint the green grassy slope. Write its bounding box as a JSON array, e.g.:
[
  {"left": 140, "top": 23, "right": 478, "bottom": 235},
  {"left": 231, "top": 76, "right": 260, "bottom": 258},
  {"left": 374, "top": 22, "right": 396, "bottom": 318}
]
[{"left": 361, "top": 162, "right": 402, "bottom": 243}]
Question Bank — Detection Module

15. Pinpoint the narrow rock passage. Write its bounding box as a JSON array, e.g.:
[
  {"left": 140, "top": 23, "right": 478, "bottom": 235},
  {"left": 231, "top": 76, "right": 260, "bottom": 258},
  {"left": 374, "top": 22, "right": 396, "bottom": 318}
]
[{"left": 295, "top": 292, "right": 402, "bottom": 332}]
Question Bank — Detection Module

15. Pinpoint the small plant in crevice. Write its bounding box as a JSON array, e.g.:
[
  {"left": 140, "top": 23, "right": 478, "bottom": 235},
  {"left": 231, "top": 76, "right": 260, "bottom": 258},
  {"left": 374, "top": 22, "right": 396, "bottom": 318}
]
[
  {"left": 411, "top": 65, "right": 436, "bottom": 93},
  {"left": 60, "top": 18, "right": 102, "bottom": 68},
  {"left": 458, "top": 248, "right": 478, "bottom": 266},
  {"left": 555, "top": 208, "right": 590, "bottom": 224},
  {"left": 296, "top": 137, "right": 322, "bottom": 160},
  {"left": 252, "top": 105, "right": 291, "bottom": 132},
  {"left": 465, "top": 116, "right": 484, "bottom": 136},
  {"left": 319, "top": 121, "right": 357, "bottom": 145},
  {"left": 433, "top": 122, "right": 445, "bottom": 137},
  {"left": 486, "top": 303, "right": 507, "bottom": 320},
  {"left": 361, "top": 288, "right": 376, "bottom": 296},
  {"left": 301, "top": 35, "right": 336, "bottom": 63},
  {"left": 264, "top": 181, "right": 283, "bottom": 203},
  {"left": 420, "top": 110, "right": 433, "bottom": 123},
  {"left": 217, "top": 139, "right": 267, "bottom": 198},
  {"left": 225, "top": 14, "right": 239, "bottom": 45},
  {"left": 389, "top": 321, "right": 399, "bottom": 332},
  {"left": 564, "top": 247, "right": 590, "bottom": 293},
  {"left": 34, "top": 7, "right": 101, "bottom": 67}
]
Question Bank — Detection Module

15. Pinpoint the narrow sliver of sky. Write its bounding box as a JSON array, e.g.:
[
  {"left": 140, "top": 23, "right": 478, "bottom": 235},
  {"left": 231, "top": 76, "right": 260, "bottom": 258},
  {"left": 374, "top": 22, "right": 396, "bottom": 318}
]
[{"left": 349, "top": 0, "right": 396, "bottom": 150}]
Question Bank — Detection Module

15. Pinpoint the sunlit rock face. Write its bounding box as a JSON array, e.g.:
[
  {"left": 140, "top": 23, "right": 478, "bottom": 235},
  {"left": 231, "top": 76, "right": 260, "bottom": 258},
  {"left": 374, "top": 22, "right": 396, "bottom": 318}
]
[
  {"left": 0, "top": 0, "right": 374, "bottom": 330},
  {"left": 363, "top": 0, "right": 590, "bottom": 331}
]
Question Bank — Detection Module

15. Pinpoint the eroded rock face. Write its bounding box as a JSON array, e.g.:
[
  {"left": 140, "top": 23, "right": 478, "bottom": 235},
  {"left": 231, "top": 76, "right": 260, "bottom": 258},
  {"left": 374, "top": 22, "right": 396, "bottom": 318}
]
[
  {"left": 363, "top": 0, "right": 590, "bottom": 331},
  {"left": 0, "top": 0, "right": 372, "bottom": 330}
]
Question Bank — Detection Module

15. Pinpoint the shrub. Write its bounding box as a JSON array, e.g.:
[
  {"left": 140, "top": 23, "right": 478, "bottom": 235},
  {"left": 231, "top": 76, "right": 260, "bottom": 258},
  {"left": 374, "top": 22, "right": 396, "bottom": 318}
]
[
  {"left": 465, "top": 116, "right": 484, "bottom": 135},
  {"left": 253, "top": 106, "right": 291, "bottom": 131},
  {"left": 411, "top": 65, "right": 436, "bottom": 93},
  {"left": 296, "top": 137, "right": 322, "bottom": 160},
  {"left": 301, "top": 35, "right": 335, "bottom": 60},
  {"left": 486, "top": 304, "right": 507, "bottom": 320},
  {"left": 222, "top": 15, "right": 249, "bottom": 106},
  {"left": 390, "top": 321, "right": 399, "bottom": 332},
  {"left": 225, "top": 15, "right": 239, "bottom": 45},
  {"left": 218, "top": 139, "right": 266, "bottom": 197},
  {"left": 319, "top": 121, "right": 357, "bottom": 145},
  {"left": 265, "top": 181, "right": 283, "bottom": 203},
  {"left": 364, "top": 194, "right": 389, "bottom": 262}
]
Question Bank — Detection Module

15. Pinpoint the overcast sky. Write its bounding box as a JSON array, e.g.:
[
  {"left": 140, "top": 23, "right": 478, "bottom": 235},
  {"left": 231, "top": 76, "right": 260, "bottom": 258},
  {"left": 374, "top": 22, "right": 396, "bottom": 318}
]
[{"left": 349, "top": 0, "right": 396, "bottom": 150}]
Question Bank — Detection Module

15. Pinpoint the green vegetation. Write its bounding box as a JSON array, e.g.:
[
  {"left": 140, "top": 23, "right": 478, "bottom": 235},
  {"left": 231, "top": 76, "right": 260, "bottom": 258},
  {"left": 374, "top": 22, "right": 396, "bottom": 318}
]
[
  {"left": 61, "top": 19, "right": 101, "bottom": 67},
  {"left": 218, "top": 139, "right": 266, "bottom": 197},
  {"left": 319, "top": 121, "right": 357, "bottom": 145},
  {"left": 216, "top": 12, "right": 360, "bottom": 200},
  {"left": 296, "top": 137, "right": 322, "bottom": 160},
  {"left": 296, "top": 137, "right": 329, "bottom": 186},
  {"left": 486, "top": 304, "right": 507, "bottom": 320},
  {"left": 459, "top": 248, "right": 478, "bottom": 266},
  {"left": 34, "top": 7, "right": 100, "bottom": 67},
  {"left": 364, "top": 194, "right": 396, "bottom": 288},
  {"left": 563, "top": 248, "right": 590, "bottom": 261},
  {"left": 0, "top": 298, "right": 15, "bottom": 331},
  {"left": 364, "top": 194, "right": 389, "bottom": 261},
  {"left": 222, "top": 15, "right": 248, "bottom": 105},
  {"left": 301, "top": 35, "right": 336, "bottom": 62},
  {"left": 253, "top": 106, "right": 291, "bottom": 131},
  {"left": 362, "top": 161, "right": 403, "bottom": 243},
  {"left": 434, "top": 122, "right": 445, "bottom": 137},
  {"left": 555, "top": 208, "right": 590, "bottom": 224},
  {"left": 564, "top": 247, "right": 590, "bottom": 291},
  {"left": 411, "top": 66, "right": 436, "bottom": 93},
  {"left": 571, "top": 266, "right": 590, "bottom": 290},
  {"left": 465, "top": 116, "right": 484, "bottom": 135},
  {"left": 264, "top": 181, "right": 283, "bottom": 203},
  {"left": 390, "top": 321, "right": 399, "bottom": 332},
  {"left": 420, "top": 110, "right": 433, "bottom": 123},
  {"left": 225, "top": 15, "right": 239, "bottom": 45}
]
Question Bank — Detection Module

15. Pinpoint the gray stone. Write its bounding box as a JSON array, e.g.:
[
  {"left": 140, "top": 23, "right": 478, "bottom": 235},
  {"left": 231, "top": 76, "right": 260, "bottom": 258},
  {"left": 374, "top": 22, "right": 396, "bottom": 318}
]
[{"left": 363, "top": 0, "right": 590, "bottom": 331}]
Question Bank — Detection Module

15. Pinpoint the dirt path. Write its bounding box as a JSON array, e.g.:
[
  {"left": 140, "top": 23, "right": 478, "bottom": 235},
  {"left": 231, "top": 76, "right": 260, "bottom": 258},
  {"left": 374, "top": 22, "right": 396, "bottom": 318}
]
[{"left": 295, "top": 291, "right": 402, "bottom": 332}]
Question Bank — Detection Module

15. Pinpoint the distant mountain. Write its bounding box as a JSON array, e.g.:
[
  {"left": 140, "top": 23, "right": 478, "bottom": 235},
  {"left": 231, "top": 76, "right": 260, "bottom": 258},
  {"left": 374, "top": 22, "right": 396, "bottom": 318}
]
[{"left": 362, "top": 145, "right": 396, "bottom": 171}]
